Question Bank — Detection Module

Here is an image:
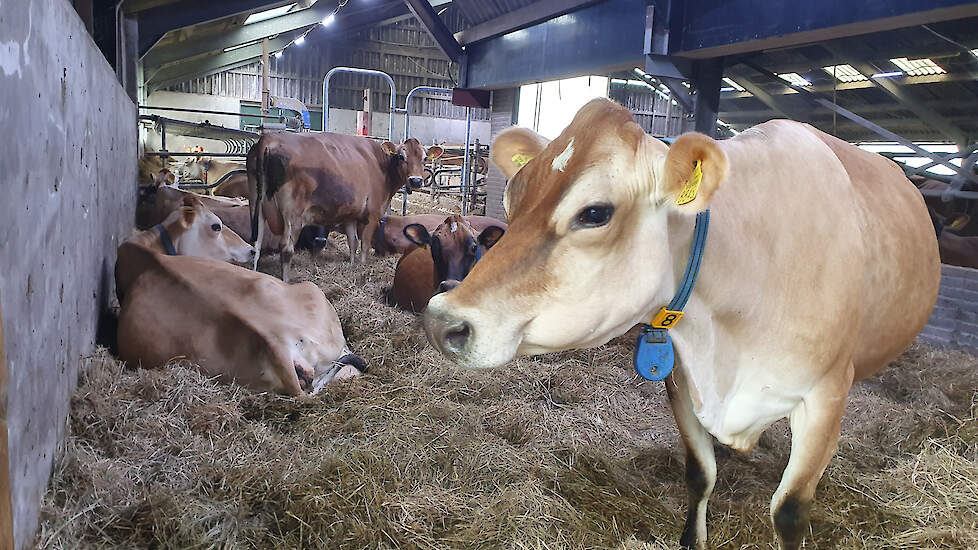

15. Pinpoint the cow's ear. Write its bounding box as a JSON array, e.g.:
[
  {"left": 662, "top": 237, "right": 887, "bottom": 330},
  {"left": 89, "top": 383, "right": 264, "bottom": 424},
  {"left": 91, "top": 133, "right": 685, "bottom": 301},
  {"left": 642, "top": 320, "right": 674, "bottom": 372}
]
[
  {"left": 477, "top": 226, "right": 505, "bottom": 249},
  {"left": 491, "top": 127, "right": 549, "bottom": 180},
  {"left": 179, "top": 205, "right": 197, "bottom": 226},
  {"left": 403, "top": 224, "right": 430, "bottom": 247},
  {"left": 381, "top": 141, "right": 398, "bottom": 156},
  {"left": 949, "top": 213, "right": 971, "bottom": 231},
  {"left": 426, "top": 145, "right": 444, "bottom": 160},
  {"left": 658, "top": 132, "right": 728, "bottom": 214}
]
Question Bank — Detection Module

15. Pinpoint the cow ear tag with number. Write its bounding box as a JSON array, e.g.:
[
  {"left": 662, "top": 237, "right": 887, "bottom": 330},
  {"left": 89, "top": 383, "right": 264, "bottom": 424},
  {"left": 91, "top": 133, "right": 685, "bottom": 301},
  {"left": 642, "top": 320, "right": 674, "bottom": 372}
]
[{"left": 634, "top": 327, "right": 674, "bottom": 381}]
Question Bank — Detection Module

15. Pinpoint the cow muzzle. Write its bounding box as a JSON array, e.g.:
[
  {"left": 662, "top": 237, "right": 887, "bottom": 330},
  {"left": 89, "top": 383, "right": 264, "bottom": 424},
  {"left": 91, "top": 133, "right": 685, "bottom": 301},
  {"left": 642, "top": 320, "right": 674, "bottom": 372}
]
[
  {"left": 423, "top": 294, "right": 520, "bottom": 369},
  {"left": 408, "top": 176, "right": 424, "bottom": 188},
  {"left": 436, "top": 279, "right": 461, "bottom": 294}
]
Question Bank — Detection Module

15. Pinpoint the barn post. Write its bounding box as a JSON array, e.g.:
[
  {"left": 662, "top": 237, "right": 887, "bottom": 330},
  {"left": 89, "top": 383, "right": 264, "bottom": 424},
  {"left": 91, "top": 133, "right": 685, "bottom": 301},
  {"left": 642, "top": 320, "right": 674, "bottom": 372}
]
[
  {"left": 690, "top": 57, "right": 724, "bottom": 138},
  {"left": 261, "top": 38, "right": 270, "bottom": 118}
]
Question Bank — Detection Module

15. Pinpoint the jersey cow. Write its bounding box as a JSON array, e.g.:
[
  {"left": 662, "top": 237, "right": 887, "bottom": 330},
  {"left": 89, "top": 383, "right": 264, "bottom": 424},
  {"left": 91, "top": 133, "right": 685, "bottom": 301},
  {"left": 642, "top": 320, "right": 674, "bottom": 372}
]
[
  {"left": 373, "top": 214, "right": 507, "bottom": 256},
  {"left": 390, "top": 215, "right": 505, "bottom": 312},
  {"left": 116, "top": 195, "right": 365, "bottom": 396},
  {"left": 247, "top": 132, "right": 441, "bottom": 281},
  {"left": 422, "top": 99, "right": 940, "bottom": 549}
]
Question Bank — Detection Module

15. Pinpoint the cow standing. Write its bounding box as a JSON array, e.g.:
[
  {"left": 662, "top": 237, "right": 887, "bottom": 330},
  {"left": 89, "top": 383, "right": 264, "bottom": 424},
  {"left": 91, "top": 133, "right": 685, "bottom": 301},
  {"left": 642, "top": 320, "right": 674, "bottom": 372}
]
[
  {"left": 422, "top": 99, "right": 940, "bottom": 549},
  {"left": 247, "top": 132, "right": 437, "bottom": 281}
]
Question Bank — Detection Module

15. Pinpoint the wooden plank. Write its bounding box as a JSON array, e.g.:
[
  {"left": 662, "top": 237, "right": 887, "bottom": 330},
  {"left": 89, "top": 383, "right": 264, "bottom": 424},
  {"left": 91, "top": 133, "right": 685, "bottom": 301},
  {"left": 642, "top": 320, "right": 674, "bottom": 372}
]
[{"left": 0, "top": 293, "right": 13, "bottom": 550}]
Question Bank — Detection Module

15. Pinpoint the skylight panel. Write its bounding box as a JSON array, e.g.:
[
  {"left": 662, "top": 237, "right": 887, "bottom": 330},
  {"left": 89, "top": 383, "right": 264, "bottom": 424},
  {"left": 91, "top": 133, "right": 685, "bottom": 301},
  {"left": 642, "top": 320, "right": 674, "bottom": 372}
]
[
  {"left": 777, "top": 72, "right": 812, "bottom": 86},
  {"left": 244, "top": 3, "right": 296, "bottom": 25},
  {"left": 822, "top": 64, "right": 867, "bottom": 82},
  {"left": 888, "top": 57, "right": 945, "bottom": 76}
]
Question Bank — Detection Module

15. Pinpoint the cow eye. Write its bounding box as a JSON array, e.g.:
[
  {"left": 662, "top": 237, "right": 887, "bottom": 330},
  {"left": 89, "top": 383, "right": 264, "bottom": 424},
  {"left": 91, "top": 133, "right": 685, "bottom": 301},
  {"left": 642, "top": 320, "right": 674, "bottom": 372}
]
[
  {"left": 468, "top": 243, "right": 478, "bottom": 255},
  {"left": 211, "top": 223, "right": 222, "bottom": 232},
  {"left": 575, "top": 205, "right": 614, "bottom": 228}
]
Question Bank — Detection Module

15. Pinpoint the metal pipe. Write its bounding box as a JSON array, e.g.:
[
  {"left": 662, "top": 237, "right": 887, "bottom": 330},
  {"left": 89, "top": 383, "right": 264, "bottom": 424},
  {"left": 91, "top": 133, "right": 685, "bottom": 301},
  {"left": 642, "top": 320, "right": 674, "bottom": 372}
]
[
  {"left": 403, "top": 86, "right": 453, "bottom": 141},
  {"left": 139, "top": 105, "right": 284, "bottom": 120},
  {"left": 918, "top": 188, "right": 978, "bottom": 200},
  {"left": 144, "top": 152, "right": 247, "bottom": 158},
  {"left": 460, "top": 107, "right": 472, "bottom": 215},
  {"left": 178, "top": 169, "right": 248, "bottom": 190},
  {"left": 322, "top": 67, "right": 396, "bottom": 140}
]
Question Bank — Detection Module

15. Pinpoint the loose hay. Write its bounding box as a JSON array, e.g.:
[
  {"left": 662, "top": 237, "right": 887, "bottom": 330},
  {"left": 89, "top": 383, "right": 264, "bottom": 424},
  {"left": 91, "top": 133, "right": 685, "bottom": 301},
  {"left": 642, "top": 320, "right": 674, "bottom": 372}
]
[{"left": 35, "top": 245, "right": 978, "bottom": 549}]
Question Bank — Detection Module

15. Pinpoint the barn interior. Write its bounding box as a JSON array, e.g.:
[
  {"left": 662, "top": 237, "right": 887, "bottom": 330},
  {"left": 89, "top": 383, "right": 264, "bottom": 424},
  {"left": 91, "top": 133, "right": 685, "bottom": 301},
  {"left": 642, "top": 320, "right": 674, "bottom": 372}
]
[{"left": 1, "top": 1, "right": 978, "bottom": 549}]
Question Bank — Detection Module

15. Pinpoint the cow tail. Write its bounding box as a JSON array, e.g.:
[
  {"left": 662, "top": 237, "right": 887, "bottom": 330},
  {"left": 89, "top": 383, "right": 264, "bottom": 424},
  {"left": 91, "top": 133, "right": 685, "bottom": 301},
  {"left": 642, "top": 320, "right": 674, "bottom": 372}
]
[{"left": 250, "top": 146, "right": 266, "bottom": 245}]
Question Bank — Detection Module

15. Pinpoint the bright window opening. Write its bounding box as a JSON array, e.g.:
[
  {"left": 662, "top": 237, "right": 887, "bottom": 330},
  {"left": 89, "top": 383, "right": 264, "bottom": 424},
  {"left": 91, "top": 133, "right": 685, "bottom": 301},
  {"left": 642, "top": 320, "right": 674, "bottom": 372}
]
[
  {"left": 517, "top": 76, "right": 609, "bottom": 140},
  {"left": 858, "top": 142, "right": 960, "bottom": 176},
  {"left": 721, "top": 77, "right": 745, "bottom": 91},
  {"left": 244, "top": 3, "right": 296, "bottom": 25}
]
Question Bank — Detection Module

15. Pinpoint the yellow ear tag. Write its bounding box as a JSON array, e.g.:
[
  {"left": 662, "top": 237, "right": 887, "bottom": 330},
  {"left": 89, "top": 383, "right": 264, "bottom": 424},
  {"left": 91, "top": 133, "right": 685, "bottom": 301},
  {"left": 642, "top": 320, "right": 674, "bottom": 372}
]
[
  {"left": 676, "top": 160, "right": 703, "bottom": 206},
  {"left": 511, "top": 153, "right": 533, "bottom": 169}
]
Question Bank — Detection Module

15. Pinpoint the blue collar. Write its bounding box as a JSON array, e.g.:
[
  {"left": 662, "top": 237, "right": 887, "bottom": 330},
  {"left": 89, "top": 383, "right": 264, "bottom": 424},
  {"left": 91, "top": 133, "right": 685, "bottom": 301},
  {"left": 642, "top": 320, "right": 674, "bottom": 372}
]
[
  {"left": 154, "top": 224, "right": 178, "bottom": 256},
  {"left": 634, "top": 209, "right": 710, "bottom": 381}
]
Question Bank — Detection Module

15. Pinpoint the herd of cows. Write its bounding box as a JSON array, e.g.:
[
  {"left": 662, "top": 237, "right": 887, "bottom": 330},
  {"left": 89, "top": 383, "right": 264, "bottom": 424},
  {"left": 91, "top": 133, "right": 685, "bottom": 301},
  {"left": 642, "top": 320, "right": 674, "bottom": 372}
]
[{"left": 121, "top": 98, "right": 964, "bottom": 549}]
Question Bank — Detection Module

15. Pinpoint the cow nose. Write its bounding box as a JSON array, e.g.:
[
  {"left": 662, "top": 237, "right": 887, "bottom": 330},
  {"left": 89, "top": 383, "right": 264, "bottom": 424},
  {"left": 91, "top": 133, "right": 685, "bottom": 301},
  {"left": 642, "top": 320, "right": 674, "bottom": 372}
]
[
  {"left": 408, "top": 176, "right": 423, "bottom": 187},
  {"left": 426, "top": 313, "right": 472, "bottom": 356},
  {"left": 437, "top": 279, "right": 460, "bottom": 294}
]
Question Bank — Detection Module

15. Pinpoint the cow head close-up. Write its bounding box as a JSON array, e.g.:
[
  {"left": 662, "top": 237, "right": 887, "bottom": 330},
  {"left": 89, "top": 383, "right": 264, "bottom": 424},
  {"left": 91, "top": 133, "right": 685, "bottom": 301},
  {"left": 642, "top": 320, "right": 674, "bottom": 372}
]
[
  {"left": 165, "top": 194, "right": 256, "bottom": 264},
  {"left": 404, "top": 215, "right": 505, "bottom": 294},
  {"left": 382, "top": 138, "right": 442, "bottom": 189},
  {"left": 423, "top": 98, "right": 729, "bottom": 369}
]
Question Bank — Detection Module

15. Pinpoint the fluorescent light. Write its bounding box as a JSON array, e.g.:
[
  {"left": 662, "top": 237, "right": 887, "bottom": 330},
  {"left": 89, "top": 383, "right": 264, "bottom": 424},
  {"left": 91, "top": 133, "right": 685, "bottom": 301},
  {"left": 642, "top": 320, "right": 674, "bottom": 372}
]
[
  {"left": 243, "top": 3, "right": 296, "bottom": 25},
  {"left": 872, "top": 71, "right": 903, "bottom": 78},
  {"left": 777, "top": 72, "right": 812, "bottom": 86},
  {"left": 322, "top": 13, "right": 335, "bottom": 26},
  {"left": 633, "top": 67, "right": 648, "bottom": 77},
  {"left": 222, "top": 40, "right": 259, "bottom": 53},
  {"left": 889, "top": 57, "right": 945, "bottom": 76},
  {"left": 275, "top": 51, "right": 283, "bottom": 58},
  {"left": 822, "top": 64, "right": 867, "bottom": 82},
  {"left": 721, "top": 77, "right": 744, "bottom": 91},
  {"left": 294, "top": 35, "right": 305, "bottom": 45}
]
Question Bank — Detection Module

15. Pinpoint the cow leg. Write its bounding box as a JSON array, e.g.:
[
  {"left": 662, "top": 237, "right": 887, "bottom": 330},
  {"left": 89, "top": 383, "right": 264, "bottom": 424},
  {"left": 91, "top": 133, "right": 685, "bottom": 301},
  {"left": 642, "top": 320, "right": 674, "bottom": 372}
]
[
  {"left": 666, "top": 367, "right": 717, "bottom": 550},
  {"left": 359, "top": 218, "right": 378, "bottom": 264},
  {"left": 281, "top": 218, "right": 297, "bottom": 283},
  {"left": 344, "top": 222, "right": 358, "bottom": 265},
  {"left": 770, "top": 363, "right": 852, "bottom": 550}
]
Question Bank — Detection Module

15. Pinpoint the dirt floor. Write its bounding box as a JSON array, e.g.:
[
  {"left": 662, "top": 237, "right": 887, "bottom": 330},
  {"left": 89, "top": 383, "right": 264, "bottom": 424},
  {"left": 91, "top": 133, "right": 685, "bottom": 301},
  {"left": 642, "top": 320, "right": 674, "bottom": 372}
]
[{"left": 33, "top": 200, "right": 978, "bottom": 549}]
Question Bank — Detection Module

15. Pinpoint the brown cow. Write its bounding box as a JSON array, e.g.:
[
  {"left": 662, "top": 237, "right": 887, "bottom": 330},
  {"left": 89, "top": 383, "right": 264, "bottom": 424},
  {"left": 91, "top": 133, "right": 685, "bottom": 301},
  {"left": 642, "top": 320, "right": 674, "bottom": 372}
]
[
  {"left": 247, "top": 132, "right": 441, "bottom": 281},
  {"left": 213, "top": 171, "right": 249, "bottom": 198},
  {"left": 116, "top": 196, "right": 364, "bottom": 396},
  {"left": 136, "top": 185, "right": 282, "bottom": 253},
  {"left": 423, "top": 99, "right": 939, "bottom": 549},
  {"left": 390, "top": 215, "right": 505, "bottom": 312},
  {"left": 373, "top": 214, "right": 508, "bottom": 256}
]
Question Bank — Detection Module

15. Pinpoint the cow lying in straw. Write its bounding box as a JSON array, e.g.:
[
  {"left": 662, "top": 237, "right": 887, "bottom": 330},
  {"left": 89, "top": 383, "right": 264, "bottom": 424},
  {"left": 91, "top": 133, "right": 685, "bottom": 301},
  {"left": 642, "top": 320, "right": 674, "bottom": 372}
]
[{"left": 116, "top": 194, "right": 366, "bottom": 396}]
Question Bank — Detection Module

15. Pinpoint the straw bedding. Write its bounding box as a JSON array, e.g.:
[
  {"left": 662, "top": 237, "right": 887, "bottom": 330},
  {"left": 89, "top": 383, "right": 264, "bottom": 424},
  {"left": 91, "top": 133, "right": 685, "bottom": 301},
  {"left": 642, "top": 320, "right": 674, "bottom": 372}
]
[{"left": 34, "top": 203, "right": 978, "bottom": 549}]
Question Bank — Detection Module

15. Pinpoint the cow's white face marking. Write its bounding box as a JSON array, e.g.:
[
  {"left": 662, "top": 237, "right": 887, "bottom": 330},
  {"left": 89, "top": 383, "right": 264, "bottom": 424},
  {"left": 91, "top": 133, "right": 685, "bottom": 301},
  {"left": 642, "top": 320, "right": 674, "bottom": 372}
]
[
  {"left": 450, "top": 221, "right": 458, "bottom": 233},
  {"left": 551, "top": 138, "right": 575, "bottom": 172}
]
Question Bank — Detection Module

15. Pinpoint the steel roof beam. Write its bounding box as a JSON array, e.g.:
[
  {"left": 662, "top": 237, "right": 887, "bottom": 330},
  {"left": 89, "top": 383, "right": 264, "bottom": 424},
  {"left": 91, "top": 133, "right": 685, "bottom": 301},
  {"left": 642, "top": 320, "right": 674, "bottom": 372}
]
[
  {"left": 146, "top": 33, "right": 296, "bottom": 92},
  {"left": 720, "top": 70, "right": 978, "bottom": 98},
  {"left": 138, "top": 0, "right": 295, "bottom": 55},
  {"left": 403, "top": 0, "right": 464, "bottom": 62},
  {"left": 822, "top": 44, "right": 969, "bottom": 146},
  {"left": 143, "top": 0, "right": 450, "bottom": 70},
  {"left": 454, "top": 0, "right": 600, "bottom": 45}
]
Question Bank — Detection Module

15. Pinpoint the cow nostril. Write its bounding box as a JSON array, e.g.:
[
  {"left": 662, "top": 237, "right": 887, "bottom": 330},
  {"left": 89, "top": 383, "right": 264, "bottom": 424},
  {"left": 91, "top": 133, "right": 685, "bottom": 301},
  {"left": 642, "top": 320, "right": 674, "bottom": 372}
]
[
  {"left": 437, "top": 280, "right": 460, "bottom": 294},
  {"left": 443, "top": 321, "right": 471, "bottom": 354}
]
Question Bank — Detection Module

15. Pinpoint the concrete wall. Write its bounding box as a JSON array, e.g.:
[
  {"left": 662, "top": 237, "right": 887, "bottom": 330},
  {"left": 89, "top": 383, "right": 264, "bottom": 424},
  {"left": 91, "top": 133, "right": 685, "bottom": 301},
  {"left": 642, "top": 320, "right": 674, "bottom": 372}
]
[
  {"left": 141, "top": 91, "right": 490, "bottom": 155},
  {"left": 0, "top": 1, "right": 137, "bottom": 548},
  {"left": 920, "top": 264, "right": 978, "bottom": 353}
]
